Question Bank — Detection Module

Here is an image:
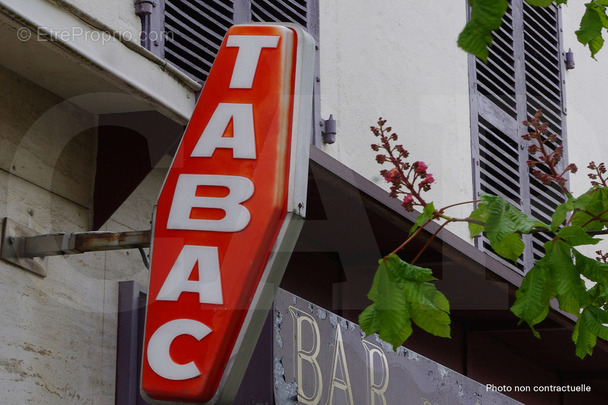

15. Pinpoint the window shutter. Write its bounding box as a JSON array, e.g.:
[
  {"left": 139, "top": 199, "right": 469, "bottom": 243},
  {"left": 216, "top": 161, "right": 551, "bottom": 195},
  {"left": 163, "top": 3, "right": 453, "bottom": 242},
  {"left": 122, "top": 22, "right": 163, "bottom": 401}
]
[
  {"left": 153, "top": 0, "right": 317, "bottom": 84},
  {"left": 475, "top": 3, "right": 518, "bottom": 120},
  {"left": 163, "top": 0, "right": 235, "bottom": 83},
  {"left": 251, "top": 0, "right": 308, "bottom": 27},
  {"left": 470, "top": 0, "right": 567, "bottom": 273},
  {"left": 523, "top": 2, "right": 568, "bottom": 262}
]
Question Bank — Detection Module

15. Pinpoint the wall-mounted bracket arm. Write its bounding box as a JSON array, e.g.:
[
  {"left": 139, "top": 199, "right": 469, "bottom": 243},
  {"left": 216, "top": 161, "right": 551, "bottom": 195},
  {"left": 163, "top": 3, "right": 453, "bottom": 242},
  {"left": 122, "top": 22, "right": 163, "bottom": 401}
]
[{"left": 1, "top": 217, "right": 151, "bottom": 277}]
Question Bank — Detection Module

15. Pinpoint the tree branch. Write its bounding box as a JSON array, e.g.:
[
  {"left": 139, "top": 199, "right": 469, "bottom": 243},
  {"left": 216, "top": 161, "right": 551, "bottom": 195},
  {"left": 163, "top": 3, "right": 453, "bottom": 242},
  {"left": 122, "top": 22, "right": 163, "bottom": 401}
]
[
  {"left": 439, "top": 200, "right": 480, "bottom": 212},
  {"left": 390, "top": 219, "right": 433, "bottom": 256},
  {"left": 410, "top": 219, "right": 453, "bottom": 265}
]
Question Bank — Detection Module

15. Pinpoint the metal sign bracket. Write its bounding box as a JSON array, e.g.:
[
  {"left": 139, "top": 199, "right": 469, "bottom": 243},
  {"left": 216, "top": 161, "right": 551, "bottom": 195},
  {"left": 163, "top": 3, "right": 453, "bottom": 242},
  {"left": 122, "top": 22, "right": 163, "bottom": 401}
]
[{"left": 0, "top": 217, "right": 151, "bottom": 277}]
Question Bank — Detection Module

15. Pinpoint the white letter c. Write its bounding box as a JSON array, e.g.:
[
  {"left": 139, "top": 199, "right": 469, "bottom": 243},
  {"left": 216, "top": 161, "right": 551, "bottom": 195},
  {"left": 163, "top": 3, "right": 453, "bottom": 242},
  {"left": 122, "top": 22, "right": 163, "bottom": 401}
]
[{"left": 147, "top": 319, "right": 212, "bottom": 380}]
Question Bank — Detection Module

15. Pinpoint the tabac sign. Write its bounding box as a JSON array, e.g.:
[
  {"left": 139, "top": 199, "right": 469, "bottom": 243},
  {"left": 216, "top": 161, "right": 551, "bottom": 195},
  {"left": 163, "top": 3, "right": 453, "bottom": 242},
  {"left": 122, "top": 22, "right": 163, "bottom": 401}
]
[{"left": 141, "top": 24, "right": 314, "bottom": 403}]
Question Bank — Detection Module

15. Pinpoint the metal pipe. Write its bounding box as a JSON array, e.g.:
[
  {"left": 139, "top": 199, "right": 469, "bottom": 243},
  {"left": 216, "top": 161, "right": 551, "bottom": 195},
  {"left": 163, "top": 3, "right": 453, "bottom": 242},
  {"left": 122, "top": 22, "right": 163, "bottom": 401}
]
[{"left": 134, "top": 0, "right": 155, "bottom": 50}]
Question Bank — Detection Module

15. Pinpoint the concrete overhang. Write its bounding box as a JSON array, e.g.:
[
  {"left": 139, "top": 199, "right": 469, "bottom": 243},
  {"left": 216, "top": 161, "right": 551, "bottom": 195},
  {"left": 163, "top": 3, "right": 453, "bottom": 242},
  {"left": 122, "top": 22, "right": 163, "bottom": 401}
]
[{"left": 0, "top": 0, "right": 199, "bottom": 125}]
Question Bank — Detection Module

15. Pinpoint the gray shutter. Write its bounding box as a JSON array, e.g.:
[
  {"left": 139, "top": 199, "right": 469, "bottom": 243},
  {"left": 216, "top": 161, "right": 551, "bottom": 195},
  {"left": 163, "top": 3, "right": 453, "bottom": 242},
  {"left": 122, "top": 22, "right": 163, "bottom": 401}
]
[
  {"left": 475, "top": 2, "right": 518, "bottom": 120},
  {"left": 153, "top": 0, "right": 320, "bottom": 144},
  {"left": 251, "top": 0, "right": 308, "bottom": 27},
  {"left": 155, "top": 0, "right": 318, "bottom": 84},
  {"left": 522, "top": 2, "right": 568, "bottom": 262},
  {"left": 163, "top": 0, "right": 235, "bottom": 83},
  {"left": 248, "top": 0, "right": 321, "bottom": 144},
  {"left": 470, "top": 0, "right": 567, "bottom": 274}
]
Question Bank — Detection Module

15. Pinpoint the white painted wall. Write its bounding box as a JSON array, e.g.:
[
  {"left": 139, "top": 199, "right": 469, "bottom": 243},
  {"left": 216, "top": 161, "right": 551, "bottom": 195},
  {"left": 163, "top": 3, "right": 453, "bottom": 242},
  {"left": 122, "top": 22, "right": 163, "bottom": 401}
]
[
  {"left": 561, "top": 4, "right": 608, "bottom": 257},
  {"left": 561, "top": 5, "right": 608, "bottom": 198},
  {"left": 318, "top": 2, "right": 608, "bottom": 243},
  {"left": 318, "top": 0, "right": 473, "bottom": 238}
]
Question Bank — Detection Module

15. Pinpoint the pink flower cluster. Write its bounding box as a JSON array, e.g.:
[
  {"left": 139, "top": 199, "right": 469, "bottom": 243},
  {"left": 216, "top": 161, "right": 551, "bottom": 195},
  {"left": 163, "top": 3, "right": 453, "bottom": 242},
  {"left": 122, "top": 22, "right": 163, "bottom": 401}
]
[
  {"left": 523, "top": 110, "right": 576, "bottom": 190},
  {"left": 371, "top": 118, "right": 434, "bottom": 212},
  {"left": 588, "top": 161, "right": 607, "bottom": 187},
  {"left": 524, "top": 111, "right": 607, "bottom": 192}
]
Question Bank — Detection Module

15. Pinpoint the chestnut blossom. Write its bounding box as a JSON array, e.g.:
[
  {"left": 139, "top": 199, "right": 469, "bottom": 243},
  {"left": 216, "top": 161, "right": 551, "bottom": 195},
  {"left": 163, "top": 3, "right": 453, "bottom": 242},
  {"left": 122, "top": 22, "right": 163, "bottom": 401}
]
[{"left": 371, "top": 118, "right": 433, "bottom": 210}]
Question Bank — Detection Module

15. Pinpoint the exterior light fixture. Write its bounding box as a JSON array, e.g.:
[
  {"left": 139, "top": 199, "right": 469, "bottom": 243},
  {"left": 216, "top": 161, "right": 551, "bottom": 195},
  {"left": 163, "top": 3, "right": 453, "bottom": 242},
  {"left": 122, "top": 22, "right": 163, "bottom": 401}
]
[
  {"left": 565, "top": 48, "right": 575, "bottom": 70},
  {"left": 322, "top": 114, "right": 337, "bottom": 144}
]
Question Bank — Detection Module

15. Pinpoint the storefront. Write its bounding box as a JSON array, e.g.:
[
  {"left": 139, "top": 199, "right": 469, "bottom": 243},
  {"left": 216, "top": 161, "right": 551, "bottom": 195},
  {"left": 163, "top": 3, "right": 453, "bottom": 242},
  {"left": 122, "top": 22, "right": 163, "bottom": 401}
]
[
  {"left": 114, "top": 148, "right": 608, "bottom": 404},
  {"left": 2, "top": 1, "right": 608, "bottom": 404}
]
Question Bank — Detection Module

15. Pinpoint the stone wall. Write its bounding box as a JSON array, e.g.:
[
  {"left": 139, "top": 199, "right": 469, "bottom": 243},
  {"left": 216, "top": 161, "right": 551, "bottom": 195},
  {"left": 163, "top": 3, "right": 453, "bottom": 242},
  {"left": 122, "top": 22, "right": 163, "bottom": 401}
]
[{"left": 0, "top": 64, "right": 162, "bottom": 404}]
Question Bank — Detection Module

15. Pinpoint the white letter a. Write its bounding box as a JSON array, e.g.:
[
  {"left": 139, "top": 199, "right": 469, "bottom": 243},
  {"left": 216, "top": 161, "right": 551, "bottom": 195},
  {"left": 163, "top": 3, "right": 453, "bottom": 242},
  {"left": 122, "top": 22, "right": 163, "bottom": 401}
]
[
  {"left": 156, "top": 245, "right": 223, "bottom": 305},
  {"left": 191, "top": 103, "right": 256, "bottom": 159}
]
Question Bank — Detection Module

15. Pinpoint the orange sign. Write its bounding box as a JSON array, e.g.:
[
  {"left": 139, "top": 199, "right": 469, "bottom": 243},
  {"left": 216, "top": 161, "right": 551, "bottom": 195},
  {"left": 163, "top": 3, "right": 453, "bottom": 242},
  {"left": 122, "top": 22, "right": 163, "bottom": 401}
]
[{"left": 141, "top": 24, "right": 314, "bottom": 403}]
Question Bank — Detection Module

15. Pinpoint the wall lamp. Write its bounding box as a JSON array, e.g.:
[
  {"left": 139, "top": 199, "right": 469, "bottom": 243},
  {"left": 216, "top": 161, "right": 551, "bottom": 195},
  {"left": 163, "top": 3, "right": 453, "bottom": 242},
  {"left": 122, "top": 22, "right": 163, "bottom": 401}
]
[
  {"left": 565, "top": 48, "right": 575, "bottom": 70},
  {"left": 322, "top": 114, "right": 337, "bottom": 144}
]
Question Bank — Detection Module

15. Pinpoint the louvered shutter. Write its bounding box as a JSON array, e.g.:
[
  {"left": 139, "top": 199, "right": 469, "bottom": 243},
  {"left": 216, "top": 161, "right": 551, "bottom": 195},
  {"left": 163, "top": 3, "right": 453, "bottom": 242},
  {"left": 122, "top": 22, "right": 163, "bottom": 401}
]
[
  {"left": 251, "top": 0, "right": 308, "bottom": 26},
  {"left": 163, "top": 0, "right": 235, "bottom": 83},
  {"left": 155, "top": 0, "right": 318, "bottom": 84},
  {"left": 248, "top": 0, "right": 321, "bottom": 145},
  {"left": 470, "top": 0, "right": 567, "bottom": 274},
  {"left": 523, "top": 2, "right": 567, "bottom": 262}
]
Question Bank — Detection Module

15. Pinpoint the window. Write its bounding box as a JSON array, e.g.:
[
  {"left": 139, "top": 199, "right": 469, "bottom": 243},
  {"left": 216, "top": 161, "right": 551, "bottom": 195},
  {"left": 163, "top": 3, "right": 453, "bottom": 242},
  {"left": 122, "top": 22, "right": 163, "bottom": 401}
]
[{"left": 469, "top": 0, "right": 568, "bottom": 273}]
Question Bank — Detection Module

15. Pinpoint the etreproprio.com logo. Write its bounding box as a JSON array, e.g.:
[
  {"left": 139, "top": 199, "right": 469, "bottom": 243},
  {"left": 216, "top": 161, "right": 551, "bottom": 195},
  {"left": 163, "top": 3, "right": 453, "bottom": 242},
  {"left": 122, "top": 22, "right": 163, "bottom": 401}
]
[{"left": 16, "top": 26, "right": 173, "bottom": 45}]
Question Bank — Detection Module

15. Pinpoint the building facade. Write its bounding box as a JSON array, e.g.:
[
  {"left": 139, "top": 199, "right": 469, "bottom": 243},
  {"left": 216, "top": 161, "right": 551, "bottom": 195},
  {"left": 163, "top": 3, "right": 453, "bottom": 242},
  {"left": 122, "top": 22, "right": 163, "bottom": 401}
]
[{"left": 0, "top": 0, "right": 607, "bottom": 404}]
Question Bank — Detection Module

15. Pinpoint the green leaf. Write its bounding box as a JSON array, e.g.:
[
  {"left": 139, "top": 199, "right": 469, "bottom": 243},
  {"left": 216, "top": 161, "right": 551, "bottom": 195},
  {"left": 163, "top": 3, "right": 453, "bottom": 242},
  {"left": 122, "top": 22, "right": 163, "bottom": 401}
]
[
  {"left": 545, "top": 239, "right": 590, "bottom": 314},
  {"left": 409, "top": 202, "right": 436, "bottom": 236},
  {"left": 573, "top": 191, "right": 596, "bottom": 208},
  {"left": 576, "top": 1, "right": 608, "bottom": 58},
  {"left": 403, "top": 280, "right": 449, "bottom": 314},
  {"left": 593, "top": 0, "right": 608, "bottom": 28},
  {"left": 573, "top": 249, "right": 608, "bottom": 285},
  {"left": 484, "top": 195, "right": 517, "bottom": 241},
  {"left": 511, "top": 263, "right": 555, "bottom": 337},
  {"left": 405, "top": 282, "right": 451, "bottom": 338},
  {"left": 505, "top": 206, "right": 548, "bottom": 234},
  {"left": 458, "top": 0, "right": 509, "bottom": 61},
  {"left": 362, "top": 256, "right": 413, "bottom": 346},
  {"left": 483, "top": 194, "right": 547, "bottom": 240},
  {"left": 589, "top": 32, "right": 605, "bottom": 57},
  {"left": 551, "top": 203, "right": 570, "bottom": 232},
  {"left": 457, "top": 24, "right": 493, "bottom": 62},
  {"left": 576, "top": 7, "right": 602, "bottom": 45},
  {"left": 525, "top": 0, "right": 557, "bottom": 6},
  {"left": 410, "top": 303, "right": 451, "bottom": 338},
  {"left": 492, "top": 232, "right": 525, "bottom": 262},
  {"left": 557, "top": 225, "right": 601, "bottom": 246},
  {"left": 571, "top": 187, "right": 608, "bottom": 231},
  {"left": 573, "top": 306, "right": 608, "bottom": 358},
  {"left": 360, "top": 255, "right": 450, "bottom": 348},
  {"left": 525, "top": 0, "right": 569, "bottom": 6},
  {"left": 481, "top": 194, "right": 547, "bottom": 261},
  {"left": 552, "top": 193, "right": 594, "bottom": 231},
  {"left": 383, "top": 254, "right": 437, "bottom": 283},
  {"left": 469, "top": 202, "right": 489, "bottom": 237},
  {"left": 587, "top": 283, "right": 608, "bottom": 306},
  {"left": 359, "top": 305, "right": 381, "bottom": 335}
]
